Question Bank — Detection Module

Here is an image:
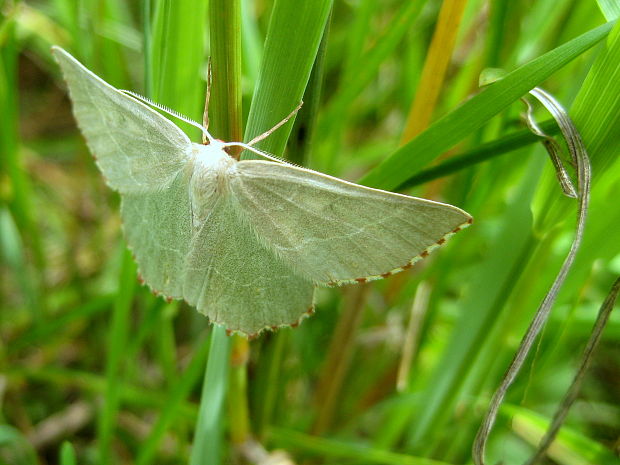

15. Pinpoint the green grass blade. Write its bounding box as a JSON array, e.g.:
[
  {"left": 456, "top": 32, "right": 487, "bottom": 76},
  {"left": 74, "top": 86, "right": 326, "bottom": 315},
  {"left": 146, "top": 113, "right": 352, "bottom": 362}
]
[
  {"left": 136, "top": 336, "right": 211, "bottom": 465},
  {"left": 203, "top": 0, "right": 249, "bottom": 455},
  {"left": 59, "top": 441, "right": 77, "bottom": 465},
  {"left": 155, "top": 309, "right": 178, "bottom": 386},
  {"left": 244, "top": 0, "right": 332, "bottom": 157},
  {"left": 484, "top": 0, "right": 510, "bottom": 67},
  {"left": 190, "top": 326, "right": 231, "bottom": 465},
  {"left": 597, "top": 0, "right": 620, "bottom": 20},
  {"left": 96, "top": 248, "right": 136, "bottom": 463},
  {"left": 253, "top": 332, "right": 288, "bottom": 439},
  {"left": 143, "top": 0, "right": 153, "bottom": 96},
  {"left": 269, "top": 427, "right": 453, "bottom": 465},
  {"left": 287, "top": 15, "right": 330, "bottom": 166},
  {"left": 208, "top": 0, "right": 243, "bottom": 144},
  {"left": 399, "top": 120, "right": 559, "bottom": 189},
  {"left": 359, "top": 20, "right": 615, "bottom": 190},
  {"left": 340, "top": 0, "right": 377, "bottom": 84},
  {"left": 240, "top": 0, "right": 262, "bottom": 84},
  {"left": 1, "top": 12, "right": 45, "bottom": 322},
  {"left": 150, "top": 0, "right": 208, "bottom": 139},
  {"left": 571, "top": 21, "right": 620, "bottom": 176}
]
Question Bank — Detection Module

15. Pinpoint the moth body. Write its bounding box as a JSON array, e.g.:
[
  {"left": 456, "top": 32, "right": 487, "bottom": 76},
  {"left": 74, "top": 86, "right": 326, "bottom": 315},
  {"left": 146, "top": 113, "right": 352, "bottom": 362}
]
[
  {"left": 52, "top": 45, "right": 473, "bottom": 336},
  {"left": 189, "top": 142, "right": 236, "bottom": 225}
]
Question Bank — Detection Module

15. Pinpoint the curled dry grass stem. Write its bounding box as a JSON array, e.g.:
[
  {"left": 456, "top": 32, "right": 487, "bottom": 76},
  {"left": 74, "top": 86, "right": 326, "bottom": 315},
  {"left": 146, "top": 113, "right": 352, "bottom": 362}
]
[{"left": 473, "top": 86, "right": 592, "bottom": 465}]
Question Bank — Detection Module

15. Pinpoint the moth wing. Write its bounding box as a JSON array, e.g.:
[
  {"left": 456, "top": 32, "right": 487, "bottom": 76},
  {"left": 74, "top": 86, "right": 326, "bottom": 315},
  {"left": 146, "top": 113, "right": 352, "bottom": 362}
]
[
  {"left": 230, "top": 161, "right": 472, "bottom": 285},
  {"left": 52, "top": 46, "right": 191, "bottom": 193},
  {"left": 121, "top": 165, "right": 194, "bottom": 299},
  {"left": 181, "top": 197, "right": 315, "bottom": 336}
]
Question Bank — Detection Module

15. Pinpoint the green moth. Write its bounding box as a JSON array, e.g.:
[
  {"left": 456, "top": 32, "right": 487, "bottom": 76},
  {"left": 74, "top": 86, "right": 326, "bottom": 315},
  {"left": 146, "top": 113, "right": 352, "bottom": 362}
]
[{"left": 52, "top": 46, "right": 472, "bottom": 337}]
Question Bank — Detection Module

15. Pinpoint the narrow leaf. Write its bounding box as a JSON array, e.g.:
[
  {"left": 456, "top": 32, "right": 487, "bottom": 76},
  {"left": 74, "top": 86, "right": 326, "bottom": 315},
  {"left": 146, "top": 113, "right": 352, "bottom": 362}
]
[
  {"left": 244, "top": 0, "right": 332, "bottom": 157},
  {"left": 360, "top": 20, "right": 614, "bottom": 190}
]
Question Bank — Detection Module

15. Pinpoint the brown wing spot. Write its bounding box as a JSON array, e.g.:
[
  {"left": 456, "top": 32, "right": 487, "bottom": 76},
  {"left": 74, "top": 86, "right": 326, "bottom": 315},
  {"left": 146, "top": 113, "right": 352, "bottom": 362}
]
[
  {"left": 421, "top": 250, "right": 429, "bottom": 258},
  {"left": 165, "top": 296, "right": 173, "bottom": 303},
  {"left": 327, "top": 281, "right": 337, "bottom": 287},
  {"left": 270, "top": 325, "right": 278, "bottom": 331},
  {"left": 137, "top": 274, "right": 145, "bottom": 284},
  {"left": 437, "top": 238, "right": 446, "bottom": 245},
  {"left": 402, "top": 262, "right": 413, "bottom": 270},
  {"left": 306, "top": 307, "right": 315, "bottom": 315},
  {"left": 381, "top": 272, "right": 392, "bottom": 278},
  {"left": 151, "top": 289, "right": 160, "bottom": 297},
  {"left": 355, "top": 277, "right": 367, "bottom": 284},
  {"left": 466, "top": 217, "right": 473, "bottom": 225},
  {"left": 225, "top": 329, "right": 233, "bottom": 336},
  {"left": 452, "top": 226, "right": 462, "bottom": 233},
  {"left": 290, "top": 321, "right": 299, "bottom": 328}
]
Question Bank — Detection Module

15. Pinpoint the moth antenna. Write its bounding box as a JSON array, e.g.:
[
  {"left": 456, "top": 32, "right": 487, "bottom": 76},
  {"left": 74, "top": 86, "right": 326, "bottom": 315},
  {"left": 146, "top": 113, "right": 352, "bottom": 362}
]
[{"left": 120, "top": 90, "right": 215, "bottom": 143}]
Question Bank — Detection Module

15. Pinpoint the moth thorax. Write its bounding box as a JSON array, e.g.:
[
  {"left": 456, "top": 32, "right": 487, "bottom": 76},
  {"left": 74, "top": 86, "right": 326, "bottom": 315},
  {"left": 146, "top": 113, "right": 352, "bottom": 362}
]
[
  {"left": 192, "top": 142, "right": 235, "bottom": 172},
  {"left": 189, "top": 143, "right": 235, "bottom": 226}
]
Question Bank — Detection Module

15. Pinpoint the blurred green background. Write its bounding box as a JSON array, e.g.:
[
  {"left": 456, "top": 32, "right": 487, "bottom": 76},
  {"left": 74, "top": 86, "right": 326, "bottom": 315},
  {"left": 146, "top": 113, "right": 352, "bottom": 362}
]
[{"left": 1, "top": 0, "right": 619, "bottom": 464}]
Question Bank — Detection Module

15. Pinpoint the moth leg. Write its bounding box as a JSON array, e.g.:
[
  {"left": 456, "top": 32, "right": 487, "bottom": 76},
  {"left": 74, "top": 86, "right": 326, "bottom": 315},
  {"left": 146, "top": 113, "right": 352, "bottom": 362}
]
[
  {"left": 202, "top": 58, "right": 213, "bottom": 144},
  {"left": 246, "top": 101, "right": 303, "bottom": 146}
]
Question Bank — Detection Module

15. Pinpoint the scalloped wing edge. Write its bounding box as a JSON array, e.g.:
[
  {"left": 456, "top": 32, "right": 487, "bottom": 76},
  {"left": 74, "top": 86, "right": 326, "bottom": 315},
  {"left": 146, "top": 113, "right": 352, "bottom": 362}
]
[
  {"left": 134, "top": 267, "right": 315, "bottom": 339},
  {"left": 126, "top": 216, "right": 473, "bottom": 339},
  {"left": 322, "top": 216, "right": 473, "bottom": 287}
]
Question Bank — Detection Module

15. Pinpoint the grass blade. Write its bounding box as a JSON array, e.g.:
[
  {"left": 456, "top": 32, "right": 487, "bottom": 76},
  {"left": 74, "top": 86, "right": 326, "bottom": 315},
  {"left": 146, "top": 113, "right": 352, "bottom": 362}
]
[
  {"left": 1, "top": 9, "right": 45, "bottom": 322},
  {"left": 597, "top": 0, "right": 620, "bottom": 20},
  {"left": 190, "top": 326, "right": 231, "bottom": 465},
  {"left": 136, "top": 336, "right": 211, "bottom": 465},
  {"left": 360, "top": 20, "right": 615, "bottom": 190},
  {"left": 150, "top": 0, "right": 208, "bottom": 139},
  {"left": 188, "top": 1, "right": 241, "bottom": 462},
  {"left": 244, "top": 0, "right": 332, "bottom": 157},
  {"left": 269, "top": 427, "right": 453, "bottom": 465},
  {"left": 399, "top": 120, "right": 560, "bottom": 189},
  {"left": 208, "top": 0, "right": 242, "bottom": 144},
  {"left": 571, "top": 21, "right": 620, "bottom": 177},
  {"left": 96, "top": 248, "right": 136, "bottom": 463},
  {"left": 401, "top": 0, "right": 469, "bottom": 141},
  {"left": 59, "top": 441, "right": 77, "bottom": 465}
]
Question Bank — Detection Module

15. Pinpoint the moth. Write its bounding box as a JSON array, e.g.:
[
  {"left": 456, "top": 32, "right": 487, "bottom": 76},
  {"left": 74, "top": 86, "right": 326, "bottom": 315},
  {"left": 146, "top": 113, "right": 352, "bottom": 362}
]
[{"left": 53, "top": 46, "right": 472, "bottom": 336}]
